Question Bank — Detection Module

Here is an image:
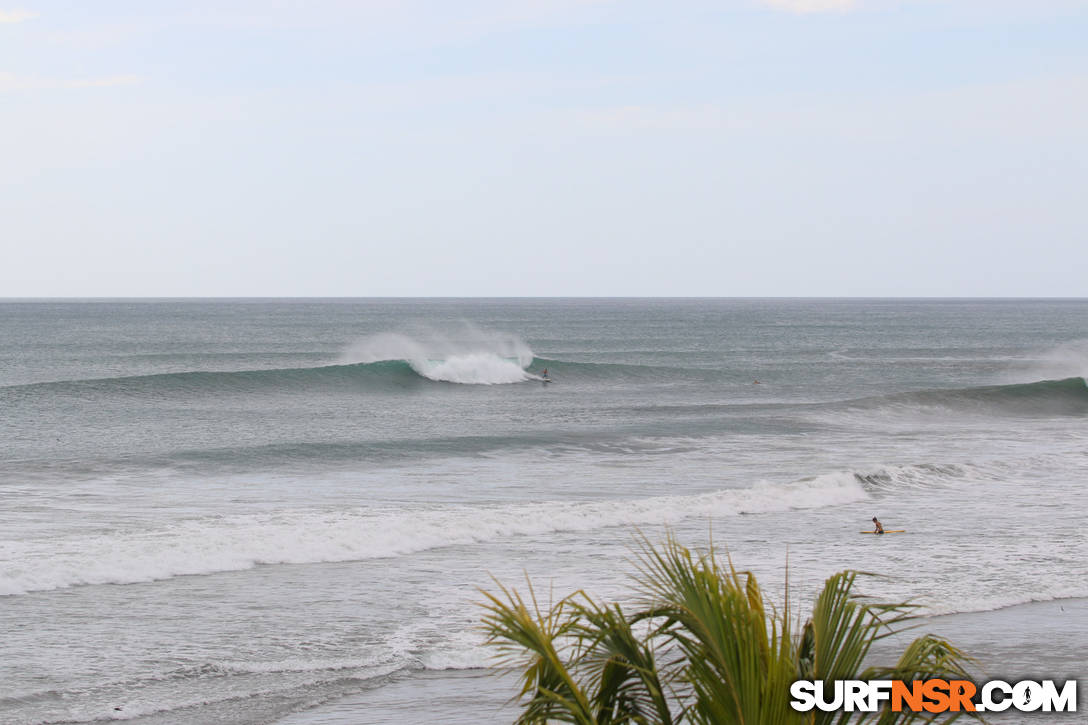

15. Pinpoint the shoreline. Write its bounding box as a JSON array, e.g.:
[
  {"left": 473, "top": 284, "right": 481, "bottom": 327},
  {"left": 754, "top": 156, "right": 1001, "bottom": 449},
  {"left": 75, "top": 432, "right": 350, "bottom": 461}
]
[{"left": 275, "top": 596, "right": 1088, "bottom": 725}]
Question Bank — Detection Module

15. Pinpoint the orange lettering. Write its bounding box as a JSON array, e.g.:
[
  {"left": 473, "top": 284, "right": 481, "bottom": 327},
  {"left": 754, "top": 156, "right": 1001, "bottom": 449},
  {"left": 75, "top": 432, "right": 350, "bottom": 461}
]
[
  {"left": 922, "top": 679, "right": 950, "bottom": 713},
  {"left": 948, "top": 680, "right": 976, "bottom": 712},
  {"left": 892, "top": 680, "right": 923, "bottom": 712}
]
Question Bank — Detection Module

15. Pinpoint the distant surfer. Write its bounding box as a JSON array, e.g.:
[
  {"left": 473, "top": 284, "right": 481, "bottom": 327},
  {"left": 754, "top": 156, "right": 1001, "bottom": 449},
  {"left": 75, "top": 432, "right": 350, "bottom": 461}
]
[
  {"left": 872, "top": 516, "right": 884, "bottom": 535},
  {"left": 541, "top": 368, "right": 549, "bottom": 379},
  {"left": 753, "top": 380, "right": 760, "bottom": 384}
]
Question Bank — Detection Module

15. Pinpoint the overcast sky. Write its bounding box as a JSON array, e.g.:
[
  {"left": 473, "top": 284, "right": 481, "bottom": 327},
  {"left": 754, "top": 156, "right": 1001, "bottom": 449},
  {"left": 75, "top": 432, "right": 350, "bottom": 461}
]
[{"left": 2, "top": 0, "right": 1086, "bottom": 296}]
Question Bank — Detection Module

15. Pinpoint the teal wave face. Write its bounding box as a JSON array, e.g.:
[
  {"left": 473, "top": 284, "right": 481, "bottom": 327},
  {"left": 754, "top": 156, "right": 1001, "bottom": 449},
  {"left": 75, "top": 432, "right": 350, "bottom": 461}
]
[
  {"left": 840, "top": 377, "right": 1088, "bottom": 417},
  {"left": 1, "top": 355, "right": 714, "bottom": 398},
  {"left": 0, "top": 361, "right": 427, "bottom": 397},
  {"left": 4, "top": 351, "right": 1085, "bottom": 418}
]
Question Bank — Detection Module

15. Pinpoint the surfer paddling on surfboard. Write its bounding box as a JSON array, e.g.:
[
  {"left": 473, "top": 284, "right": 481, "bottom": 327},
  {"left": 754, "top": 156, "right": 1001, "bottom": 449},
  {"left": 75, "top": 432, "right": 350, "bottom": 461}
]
[{"left": 861, "top": 519, "right": 903, "bottom": 534}]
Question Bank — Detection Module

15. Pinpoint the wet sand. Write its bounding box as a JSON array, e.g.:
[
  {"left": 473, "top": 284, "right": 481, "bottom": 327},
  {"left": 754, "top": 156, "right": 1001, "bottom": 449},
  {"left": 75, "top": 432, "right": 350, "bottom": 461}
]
[{"left": 277, "top": 597, "right": 1087, "bottom": 724}]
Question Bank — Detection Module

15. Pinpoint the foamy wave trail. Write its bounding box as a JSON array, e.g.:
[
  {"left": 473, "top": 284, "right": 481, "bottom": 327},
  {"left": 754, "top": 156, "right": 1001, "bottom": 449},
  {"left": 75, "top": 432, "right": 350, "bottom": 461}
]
[
  {"left": 0, "top": 475, "right": 866, "bottom": 596},
  {"left": 339, "top": 326, "right": 534, "bottom": 384}
]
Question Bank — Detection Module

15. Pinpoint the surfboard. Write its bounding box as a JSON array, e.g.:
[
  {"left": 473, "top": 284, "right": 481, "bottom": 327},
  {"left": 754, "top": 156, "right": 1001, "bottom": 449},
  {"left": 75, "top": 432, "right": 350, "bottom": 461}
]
[{"left": 859, "top": 530, "right": 906, "bottom": 534}]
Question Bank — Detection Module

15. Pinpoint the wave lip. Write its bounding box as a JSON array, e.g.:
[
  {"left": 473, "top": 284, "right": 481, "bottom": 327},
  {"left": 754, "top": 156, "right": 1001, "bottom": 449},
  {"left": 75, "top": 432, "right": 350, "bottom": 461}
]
[
  {"left": 0, "top": 356, "right": 536, "bottom": 400},
  {"left": 0, "top": 326, "right": 541, "bottom": 395},
  {"left": 339, "top": 327, "right": 536, "bottom": 385},
  {"left": 0, "top": 475, "right": 866, "bottom": 597}
]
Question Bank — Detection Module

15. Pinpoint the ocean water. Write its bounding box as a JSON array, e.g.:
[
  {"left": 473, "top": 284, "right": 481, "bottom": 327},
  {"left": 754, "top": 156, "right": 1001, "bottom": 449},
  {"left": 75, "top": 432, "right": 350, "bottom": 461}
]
[{"left": 1, "top": 298, "right": 1086, "bottom": 724}]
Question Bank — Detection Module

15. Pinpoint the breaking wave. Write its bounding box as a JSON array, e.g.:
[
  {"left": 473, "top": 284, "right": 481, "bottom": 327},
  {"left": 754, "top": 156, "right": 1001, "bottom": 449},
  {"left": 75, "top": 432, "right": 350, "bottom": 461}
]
[
  {"left": 339, "top": 326, "right": 535, "bottom": 384},
  {"left": 0, "top": 328, "right": 543, "bottom": 396},
  {"left": 0, "top": 474, "right": 867, "bottom": 596}
]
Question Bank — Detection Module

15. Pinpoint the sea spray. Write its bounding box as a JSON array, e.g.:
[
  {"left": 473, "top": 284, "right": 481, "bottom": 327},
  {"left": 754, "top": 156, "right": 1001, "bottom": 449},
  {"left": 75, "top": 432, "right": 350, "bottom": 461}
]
[
  {"left": 338, "top": 325, "right": 535, "bottom": 384},
  {"left": 1024, "top": 340, "right": 1088, "bottom": 384}
]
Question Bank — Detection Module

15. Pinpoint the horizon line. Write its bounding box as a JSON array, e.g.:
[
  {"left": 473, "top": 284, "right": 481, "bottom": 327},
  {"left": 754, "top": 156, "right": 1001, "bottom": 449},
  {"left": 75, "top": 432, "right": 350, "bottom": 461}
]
[{"left": 3, "top": 295, "right": 1088, "bottom": 299}]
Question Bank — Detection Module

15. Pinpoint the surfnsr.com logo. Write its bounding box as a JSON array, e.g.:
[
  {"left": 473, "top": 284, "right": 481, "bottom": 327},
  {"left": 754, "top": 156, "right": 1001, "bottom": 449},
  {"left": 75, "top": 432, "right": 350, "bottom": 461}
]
[{"left": 790, "top": 679, "right": 1077, "bottom": 714}]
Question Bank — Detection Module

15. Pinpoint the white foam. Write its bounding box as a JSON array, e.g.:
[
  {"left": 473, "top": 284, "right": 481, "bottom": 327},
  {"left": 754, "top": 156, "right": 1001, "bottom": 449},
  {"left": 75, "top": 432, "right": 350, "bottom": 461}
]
[
  {"left": 0, "top": 475, "right": 867, "bottom": 596},
  {"left": 338, "top": 325, "right": 535, "bottom": 384},
  {"left": 416, "top": 353, "right": 529, "bottom": 384},
  {"left": 209, "top": 656, "right": 400, "bottom": 676},
  {"left": 419, "top": 631, "right": 493, "bottom": 671}
]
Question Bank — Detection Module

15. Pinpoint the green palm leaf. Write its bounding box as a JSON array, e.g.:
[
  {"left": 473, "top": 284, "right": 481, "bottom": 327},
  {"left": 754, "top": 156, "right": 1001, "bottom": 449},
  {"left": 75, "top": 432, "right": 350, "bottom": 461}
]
[{"left": 481, "top": 534, "right": 985, "bottom": 725}]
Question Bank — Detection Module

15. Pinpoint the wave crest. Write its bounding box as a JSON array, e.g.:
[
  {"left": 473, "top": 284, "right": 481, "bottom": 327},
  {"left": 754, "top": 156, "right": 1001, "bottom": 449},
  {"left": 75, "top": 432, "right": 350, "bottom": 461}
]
[
  {"left": 339, "top": 326, "right": 535, "bottom": 384},
  {"left": 868, "top": 377, "right": 1088, "bottom": 416}
]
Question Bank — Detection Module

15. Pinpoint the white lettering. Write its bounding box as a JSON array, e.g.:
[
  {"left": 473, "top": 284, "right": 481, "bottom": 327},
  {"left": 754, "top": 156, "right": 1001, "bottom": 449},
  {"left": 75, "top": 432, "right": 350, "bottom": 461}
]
[
  {"left": 790, "top": 681, "right": 816, "bottom": 712},
  {"left": 1013, "top": 680, "right": 1042, "bottom": 712},
  {"left": 1039, "top": 680, "right": 1077, "bottom": 712},
  {"left": 844, "top": 681, "right": 868, "bottom": 712},
  {"left": 815, "top": 680, "right": 844, "bottom": 712},
  {"left": 790, "top": 678, "right": 1078, "bottom": 714},
  {"left": 868, "top": 680, "right": 893, "bottom": 711},
  {"left": 980, "top": 680, "right": 1012, "bottom": 712}
]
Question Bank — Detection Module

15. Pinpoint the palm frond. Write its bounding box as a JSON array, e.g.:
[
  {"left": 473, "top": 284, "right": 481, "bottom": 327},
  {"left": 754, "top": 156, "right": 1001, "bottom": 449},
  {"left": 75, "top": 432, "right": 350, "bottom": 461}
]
[
  {"left": 479, "top": 576, "right": 596, "bottom": 724},
  {"left": 570, "top": 598, "right": 675, "bottom": 724},
  {"left": 630, "top": 532, "right": 801, "bottom": 725},
  {"left": 860, "top": 635, "right": 985, "bottom": 725},
  {"left": 481, "top": 534, "right": 982, "bottom": 725}
]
